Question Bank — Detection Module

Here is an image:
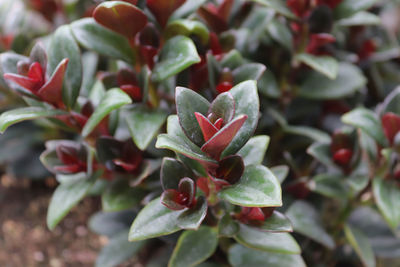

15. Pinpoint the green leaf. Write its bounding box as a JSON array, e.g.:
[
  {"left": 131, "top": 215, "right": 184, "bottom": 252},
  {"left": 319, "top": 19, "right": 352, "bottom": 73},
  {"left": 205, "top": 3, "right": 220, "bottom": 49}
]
[
  {"left": 0, "top": 52, "right": 29, "bottom": 93},
  {"left": 307, "top": 142, "right": 336, "bottom": 169},
  {"left": 284, "top": 125, "right": 330, "bottom": 143},
  {"left": 296, "top": 53, "right": 338, "bottom": 80},
  {"left": 48, "top": 25, "right": 82, "bottom": 109},
  {"left": 336, "top": 11, "right": 380, "bottom": 27},
  {"left": 237, "top": 135, "right": 270, "bottom": 166},
  {"left": 152, "top": 36, "right": 200, "bottom": 82},
  {"left": 89, "top": 210, "right": 135, "bottom": 237},
  {"left": 257, "top": 211, "right": 293, "bottom": 233},
  {"left": 169, "top": 227, "right": 218, "bottom": 267},
  {"left": 218, "top": 214, "right": 240, "bottom": 237},
  {"left": 310, "top": 173, "right": 350, "bottom": 199},
  {"left": 285, "top": 200, "right": 335, "bottom": 249},
  {"left": 175, "top": 86, "right": 210, "bottom": 146},
  {"left": 169, "top": 0, "right": 207, "bottom": 21},
  {"left": 250, "top": 0, "right": 297, "bottom": 19},
  {"left": 271, "top": 165, "right": 289, "bottom": 183},
  {"left": 161, "top": 157, "right": 193, "bottom": 189},
  {"left": 234, "top": 224, "right": 301, "bottom": 254},
  {"left": 373, "top": 178, "right": 400, "bottom": 230},
  {"left": 156, "top": 116, "right": 217, "bottom": 167},
  {"left": 221, "top": 80, "right": 260, "bottom": 158},
  {"left": 335, "top": 0, "right": 378, "bottom": 18},
  {"left": 342, "top": 108, "right": 387, "bottom": 146},
  {"left": 71, "top": 18, "right": 135, "bottom": 63},
  {"left": 232, "top": 63, "right": 266, "bottom": 84},
  {"left": 219, "top": 165, "right": 282, "bottom": 207},
  {"left": 47, "top": 175, "right": 96, "bottom": 230},
  {"left": 299, "top": 63, "right": 366, "bottom": 100},
  {"left": 102, "top": 179, "right": 146, "bottom": 212},
  {"left": 0, "top": 107, "right": 66, "bottom": 133},
  {"left": 82, "top": 88, "right": 132, "bottom": 137},
  {"left": 165, "top": 19, "right": 209, "bottom": 45},
  {"left": 126, "top": 106, "right": 168, "bottom": 150},
  {"left": 129, "top": 197, "right": 207, "bottom": 241},
  {"left": 96, "top": 230, "right": 146, "bottom": 267},
  {"left": 228, "top": 244, "right": 306, "bottom": 267},
  {"left": 344, "top": 224, "right": 376, "bottom": 267},
  {"left": 266, "top": 19, "right": 293, "bottom": 51}
]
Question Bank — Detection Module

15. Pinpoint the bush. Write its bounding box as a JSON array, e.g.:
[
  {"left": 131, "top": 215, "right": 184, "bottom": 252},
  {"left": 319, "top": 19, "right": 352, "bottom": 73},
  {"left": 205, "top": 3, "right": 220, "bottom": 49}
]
[{"left": 0, "top": 0, "right": 399, "bottom": 266}]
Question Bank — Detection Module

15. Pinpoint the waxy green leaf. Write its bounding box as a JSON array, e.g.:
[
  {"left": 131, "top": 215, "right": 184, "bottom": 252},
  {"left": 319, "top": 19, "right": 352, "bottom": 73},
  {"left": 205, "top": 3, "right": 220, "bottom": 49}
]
[
  {"left": 342, "top": 108, "right": 387, "bottom": 146},
  {"left": 165, "top": 19, "right": 209, "bottom": 45},
  {"left": 161, "top": 157, "right": 194, "bottom": 190},
  {"left": 82, "top": 88, "right": 131, "bottom": 137},
  {"left": 250, "top": 0, "right": 297, "bottom": 19},
  {"left": 176, "top": 86, "right": 210, "bottom": 146},
  {"left": 152, "top": 36, "right": 200, "bottom": 82},
  {"left": 71, "top": 18, "right": 135, "bottom": 63},
  {"left": 237, "top": 135, "right": 270, "bottom": 166},
  {"left": 373, "top": 178, "right": 400, "bottom": 230},
  {"left": 102, "top": 179, "right": 146, "bottom": 212},
  {"left": 296, "top": 53, "right": 338, "bottom": 80},
  {"left": 256, "top": 211, "right": 293, "bottom": 233},
  {"left": 47, "top": 174, "right": 97, "bottom": 230},
  {"left": 336, "top": 11, "right": 380, "bottom": 27},
  {"left": 299, "top": 63, "right": 366, "bottom": 100},
  {"left": 285, "top": 201, "right": 335, "bottom": 249},
  {"left": 344, "top": 224, "right": 376, "bottom": 267},
  {"left": 96, "top": 230, "right": 146, "bottom": 267},
  {"left": 219, "top": 165, "right": 282, "bottom": 207},
  {"left": 169, "top": 227, "right": 218, "bottom": 267},
  {"left": 0, "top": 107, "right": 66, "bottom": 133},
  {"left": 129, "top": 196, "right": 207, "bottom": 241},
  {"left": 48, "top": 25, "right": 82, "bottom": 109},
  {"left": 126, "top": 106, "right": 168, "bottom": 150},
  {"left": 221, "top": 81, "right": 260, "bottom": 158},
  {"left": 228, "top": 244, "right": 306, "bottom": 267},
  {"left": 234, "top": 224, "right": 300, "bottom": 254}
]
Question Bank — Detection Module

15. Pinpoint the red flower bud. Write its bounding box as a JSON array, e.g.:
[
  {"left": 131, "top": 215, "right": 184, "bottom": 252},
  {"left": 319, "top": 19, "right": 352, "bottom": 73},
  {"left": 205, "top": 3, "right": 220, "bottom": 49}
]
[
  {"left": 333, "top": 148, "right": 353, "bottom": 166},
  {"left": 382, "top": 112, "right": 400, "bottom": 145}
]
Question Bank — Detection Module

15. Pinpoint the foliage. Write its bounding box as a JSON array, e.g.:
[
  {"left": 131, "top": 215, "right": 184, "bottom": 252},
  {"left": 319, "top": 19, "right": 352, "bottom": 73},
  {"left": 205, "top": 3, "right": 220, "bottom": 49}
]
[{"left": 1, "top": 0, "right": 400, "bottom": 266}]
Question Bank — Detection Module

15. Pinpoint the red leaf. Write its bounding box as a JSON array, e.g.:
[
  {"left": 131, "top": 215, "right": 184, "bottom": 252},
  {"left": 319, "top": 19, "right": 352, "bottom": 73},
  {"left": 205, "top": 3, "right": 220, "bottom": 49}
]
[
  {"left": 120, "top": 85, "right": 142, "bottom": 101},
  {"left": 28, "top": 62, "right": 45, "bottom": 84},
  {"left": 147, "top": 0, "right": 186, "bottom": 28},
  {"left": 306, "top": 33, "right": 336, "bottom": 54},
  {"left": 198, "top": 6, "right": 228, "bottom": 33},
  {"left": 196, "top": 177, "right": 210, "bottom": 196},
  {"left": 237, "top": 207, "right": 265, "bottom": 224},
  {"left": 178, "top": 177, "right": 196, "bottom": 207},
  {"left": 3, "top": 73, "right": 40, "bottom": 93},
  {"left": 93, "top": 2, "right": 147, "bottom": 39},
  {"left": 216, "top": 81, "right": 233, "bottom": 94},
  {"left": 201, "top": 115, "right": 247, "bottom": 160},
  {"left": 217, "top": 0, "right": 234, "bottom": 21},
  {"left": 382, "top": 112, "right": 400, "bottom": 145},
  {"left": 161, "top": 189, "right": 187, "bottom": 210},
  {"left": 37, "top": 58, "right": 68, "bottom": 107},
  {"left": 53, "top": 164, "right": 82, "bottom": 174},
  {"left": 195, "top": 112, "right": 219, "bottom": 142},
  {"left": 56, "top": 144, "right": 79, "bottom": 165}
]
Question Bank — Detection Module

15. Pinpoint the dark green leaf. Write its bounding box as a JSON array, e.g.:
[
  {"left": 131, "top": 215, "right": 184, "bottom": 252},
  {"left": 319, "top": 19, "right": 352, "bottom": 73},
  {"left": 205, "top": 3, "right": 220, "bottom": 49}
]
[
  {"left": 218, "top": 214, "right": 240, "bottom": 237},
  {"left": 296, "top": 53, "right": 338, "bottom": 80},
  {"left": 48, "top": 25, "right": 82, "bottom": 109},
  {"left": 285, "top": 200, "right": 335, "bottom": 249},
  {"left": 89, "top": 210, "right": 135, "bottom": 237},
  {"left": 237, "top": 135, "right": 270, "bottom": 166},
  {"left": 250, "top": 0, "right": 297, "bottom": 19},
  {"left": 71, "top": 18, "right": 135, "bottom": 63},
  {"left": 126, "top": 106, "right": 168, "bottom": 150},
  {"left": 219, "top": 165, "right": 282, "bottom": 207},
  {"left": 299, "top": 63, "right": 366, "bottom": 100},
  {"left": 228, "top": 244, "right": 306, "bottom": 267},
  {"left": 0, "top": 107, "right": 66, "bottom": 133},
  {"left": 373, "top": 178, "right": 400, "bottom": 230},
  {"left": 102, "top": 179, "right": 146, "bottom": 212},
  {"left": 47, "top": 175, "right": 97, "bottom": 230},
  {"left": 232, "top": 63, "right": 266, "bottom": 84},
  {"left": 266, "top": 19, "right": 293, "bottom": 51},
  {"left": 271, "top": 165, "right": 289, "bottom": 183},
  {"left": 169, "top": 226, "right": 218, "bottom": 267},
  {"left": 82, "top": 88, "right": 132, "bottom": 137},
  {"left": 161, "top": 157, "right": 193, "bottom": 190},
  {"left": 152, "top": 36, "right": 200, "bottom": 82},
  {"left": 307, "top": 142, "right": 336, "bottom": 169},
  {"left": 336, "top": 11, "right": 380, "bottom": 27},
  {"left": 221, "top": 81, "right": 260, "bottom": 158},
  {"left": 335, "top": 0, "right": 378, "bottom": 18},
  {"left": 96, "top": 229, "right": 146, "bottom": 267},
  {"left": 342, "top": 108, "right": 387, "bottom": 146},
  {"left": 310, "top": 173, "right": 350, "bottom": 199},
  {"left": 234, "top": 224, "right": 301, "bottom": 254},
  {"left": 175, "top": 86, "right": 210, "bottom": 146},
  {"left": 344, "top": 224, "right": 376, "bottom": 267},
  {"left": 257, "top": 211, "right": 293, "bottom": 233}
]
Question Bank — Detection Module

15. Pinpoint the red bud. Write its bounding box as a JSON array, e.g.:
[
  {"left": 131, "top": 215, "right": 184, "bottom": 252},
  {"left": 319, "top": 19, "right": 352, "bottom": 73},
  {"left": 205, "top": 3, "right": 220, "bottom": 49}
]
[{"left": 333, "top": 148, "right": 353, "bottom": 166}]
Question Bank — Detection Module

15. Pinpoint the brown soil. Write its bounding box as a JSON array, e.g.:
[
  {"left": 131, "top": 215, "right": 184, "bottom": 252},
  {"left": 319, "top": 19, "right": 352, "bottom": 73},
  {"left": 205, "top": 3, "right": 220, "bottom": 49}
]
[{"left": 0, "top": 175, "right": 104, "bottom": 267}]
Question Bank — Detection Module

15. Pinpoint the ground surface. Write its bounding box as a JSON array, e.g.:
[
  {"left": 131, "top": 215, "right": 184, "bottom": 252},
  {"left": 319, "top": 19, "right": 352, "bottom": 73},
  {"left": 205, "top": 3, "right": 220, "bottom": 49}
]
[{"left": 0, "top": 175, "right": 104, "bottom": 267}]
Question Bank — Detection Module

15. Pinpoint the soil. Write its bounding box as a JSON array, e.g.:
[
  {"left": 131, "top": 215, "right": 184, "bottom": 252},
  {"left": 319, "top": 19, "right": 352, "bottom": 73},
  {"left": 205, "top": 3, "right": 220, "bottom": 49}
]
[{"left": 0, "top": 175, "right": 105, "bottom": 267}]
